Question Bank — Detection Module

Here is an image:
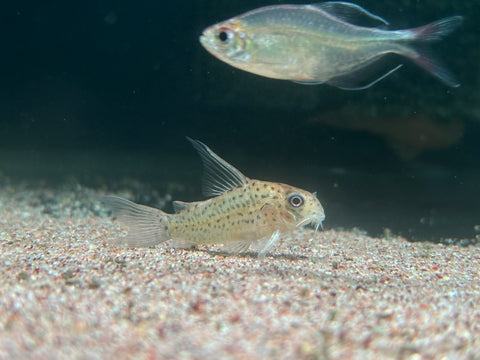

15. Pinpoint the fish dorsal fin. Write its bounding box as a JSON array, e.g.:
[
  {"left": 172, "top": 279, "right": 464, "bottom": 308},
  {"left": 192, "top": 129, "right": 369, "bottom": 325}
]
[
  {"left": 187, "top": 137, "right": 248, "bottom": 197},
  {"left": 310, "top": 2, "right": 389, "bottom": 27},
  {"left": 172, "top": 200, "right": 191, "bottom": 213}
]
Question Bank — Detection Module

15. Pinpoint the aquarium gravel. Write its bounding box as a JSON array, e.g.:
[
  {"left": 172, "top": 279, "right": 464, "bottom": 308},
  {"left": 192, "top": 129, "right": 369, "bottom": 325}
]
[{"left": 1, "top": 181, "right": 479, "bottom": 359}]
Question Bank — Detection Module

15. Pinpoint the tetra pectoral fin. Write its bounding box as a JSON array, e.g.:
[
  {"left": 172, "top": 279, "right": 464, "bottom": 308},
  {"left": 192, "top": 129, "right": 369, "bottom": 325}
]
[
  {"left": 102, "top": 195, "right": 170, "bottom": 247},
  {"left": 187, "top": 137, "right": 248, "bottom": 197}
]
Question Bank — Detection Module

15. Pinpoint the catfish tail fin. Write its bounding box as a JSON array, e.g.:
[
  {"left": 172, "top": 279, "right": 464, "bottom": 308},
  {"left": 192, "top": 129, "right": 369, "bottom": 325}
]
[{"left": 102, "top": 195, "right": 170, "bottom": 247}]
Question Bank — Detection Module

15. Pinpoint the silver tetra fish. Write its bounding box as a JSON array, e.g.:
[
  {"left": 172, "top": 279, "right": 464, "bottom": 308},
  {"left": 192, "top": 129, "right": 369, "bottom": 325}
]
[
  {"left": 103, "top": 138, "right": 325, "bottom": 258},
  {"left": 200, "top": 2, "right": 463, "bottom": 89}
]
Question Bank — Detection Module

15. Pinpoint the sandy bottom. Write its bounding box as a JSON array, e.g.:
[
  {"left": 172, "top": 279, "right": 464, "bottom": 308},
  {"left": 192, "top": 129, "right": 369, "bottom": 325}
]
[{"left": 1, "top": 180, "right": 479, "bottom": 359}]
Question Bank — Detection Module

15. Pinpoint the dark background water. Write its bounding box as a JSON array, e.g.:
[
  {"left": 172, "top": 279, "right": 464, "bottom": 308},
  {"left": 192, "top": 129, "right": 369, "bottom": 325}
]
[{"left": 1, "top": 0, "right": 479, "bottom": 242}]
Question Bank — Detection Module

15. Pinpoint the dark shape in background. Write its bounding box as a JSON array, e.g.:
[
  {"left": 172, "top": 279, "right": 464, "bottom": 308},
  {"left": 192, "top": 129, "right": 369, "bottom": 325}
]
[
  {"left": 309, "top": 106, "right": 465, "bottom": 161},
  {"left": 0, "top": 0, "right": 479, "bottom": 242}
]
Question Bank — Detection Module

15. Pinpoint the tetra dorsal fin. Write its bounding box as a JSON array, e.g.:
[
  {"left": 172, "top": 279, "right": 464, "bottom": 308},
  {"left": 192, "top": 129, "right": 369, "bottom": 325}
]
[
  {"left": 187, "top": 137, "right": 248, "bottom": 197},
  {"left": 310, "top": 2, "right": 389, "bottom": 27}
]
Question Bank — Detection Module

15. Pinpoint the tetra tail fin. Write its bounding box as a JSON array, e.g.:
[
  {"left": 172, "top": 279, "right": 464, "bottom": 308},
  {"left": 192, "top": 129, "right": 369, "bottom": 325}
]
[
  {"left": 408, "top": 16, "right": 463, "bottom": 42},
  {"left": 102, "top": 195, "right": 170, "bottom": 247},
  {"left": 401, "top": 45, "right": 460, "bottom": 87},
  {"left": 399, "top": 16, "right": 463, "bottom": 87}
]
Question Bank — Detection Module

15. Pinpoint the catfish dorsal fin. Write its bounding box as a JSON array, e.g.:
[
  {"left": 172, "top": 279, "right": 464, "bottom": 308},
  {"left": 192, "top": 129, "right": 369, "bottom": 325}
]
[
  {"left": 186, "top": 137, "right": 248, "bottom": 197},
  {"left": 310, "top": 2, "right": 389, "bottom": 27}
]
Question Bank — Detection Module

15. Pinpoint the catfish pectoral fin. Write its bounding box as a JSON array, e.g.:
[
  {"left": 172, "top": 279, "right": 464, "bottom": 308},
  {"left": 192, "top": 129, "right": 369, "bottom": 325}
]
[{"left": 223, "top": 240, "right": 252, "bottom": 254}]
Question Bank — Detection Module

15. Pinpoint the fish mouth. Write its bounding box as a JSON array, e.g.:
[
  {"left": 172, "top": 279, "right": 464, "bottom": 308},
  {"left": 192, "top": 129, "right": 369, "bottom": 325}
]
[
  {"left": 199, "top": 34, "right": 208, "bottom": 48},
  {"left": 199, "top": 32, "right": 217, "bottom": 54}
]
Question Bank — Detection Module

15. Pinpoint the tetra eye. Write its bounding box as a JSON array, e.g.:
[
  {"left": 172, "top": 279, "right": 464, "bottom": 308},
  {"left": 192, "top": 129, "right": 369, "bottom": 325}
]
[
  {"left": 288, "top": 194, "right": 304, "bottom": 208},
  {"left": 217, "top": 27, "right": 233, "bottom": 44},
  {"left": 219, "top": 31, "right": 228, "bottom": 42}
]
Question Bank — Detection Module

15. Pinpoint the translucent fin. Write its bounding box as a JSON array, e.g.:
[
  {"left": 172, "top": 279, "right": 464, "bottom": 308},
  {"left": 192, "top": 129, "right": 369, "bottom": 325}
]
[
  {"left": 172, "top": 200, "right": 190, "bottom": 213},
  {"left": 171, "top": 238, "right": 196, "bottom": 249},
  {"left": 398, "top": 16, "right": 462, "bottom": 87},
  {"left": 254, "top": 230, "right": 281, "bottom": 259},
  {"left": 102, "top": 195, "right": 170, "bottom": 248},
  {"left": 224, "top": 240, "right": 252, "bottom": 254},
  {"left": 311, "top": 2, "right": 389, "bottom": 27},
  {"left": 293, "top": 81, "right": 324, "bottom": 85},
  {"left": 401, "top": 46, "right": 460, "bottom": 87},
  {"left": 327, "top": 64, "right": 403, "bottom": 90},
  {"left": 407, "top": 16, "right": 463, "bottom": 41},
  {"left": 186, "top": 137, "right": 248, "bottom": 197}
]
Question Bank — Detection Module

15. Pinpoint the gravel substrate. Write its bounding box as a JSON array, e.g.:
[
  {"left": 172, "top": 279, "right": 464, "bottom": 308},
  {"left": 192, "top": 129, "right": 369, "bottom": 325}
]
[{"left": 1, "top": 180, "right": 479, "bottom": 360}]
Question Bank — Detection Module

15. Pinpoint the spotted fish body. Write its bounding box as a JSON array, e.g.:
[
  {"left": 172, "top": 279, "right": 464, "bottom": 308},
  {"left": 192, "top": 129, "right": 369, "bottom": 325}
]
[
  {"left": 103, "top": 138, "right": 325, "bottom": 257},
  {"left": 199, "top": 2, "right": 463, "bottom": 89}
]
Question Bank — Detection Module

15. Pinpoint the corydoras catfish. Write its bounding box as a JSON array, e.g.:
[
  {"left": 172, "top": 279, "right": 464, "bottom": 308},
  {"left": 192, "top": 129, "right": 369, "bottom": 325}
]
[
  {"left": 103, "top": 138, "right": 325, "bottom": 258},
  {"left": 200, "top": 2, "right": 463, "bottom": 89}
]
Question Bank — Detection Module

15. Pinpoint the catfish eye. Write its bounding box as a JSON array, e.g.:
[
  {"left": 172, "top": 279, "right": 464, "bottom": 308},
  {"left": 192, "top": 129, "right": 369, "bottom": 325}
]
[
  {"left": 217, "top": 27, "right": 233, "bottom": 44},
  {"left": 288, "top": 194, "right": 304, "bottom": 208}
]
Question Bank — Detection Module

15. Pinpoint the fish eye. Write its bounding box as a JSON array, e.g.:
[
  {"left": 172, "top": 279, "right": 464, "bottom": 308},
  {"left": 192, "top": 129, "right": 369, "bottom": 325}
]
[
  {"left": 219, "top": 31, "right": 228, "bottom": 42},
  {"left": 216, "top": 27, "right": 233, "bottom": 44},
  {"left": 288, "top": 194, "right": 304, "bottom": 208}
]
